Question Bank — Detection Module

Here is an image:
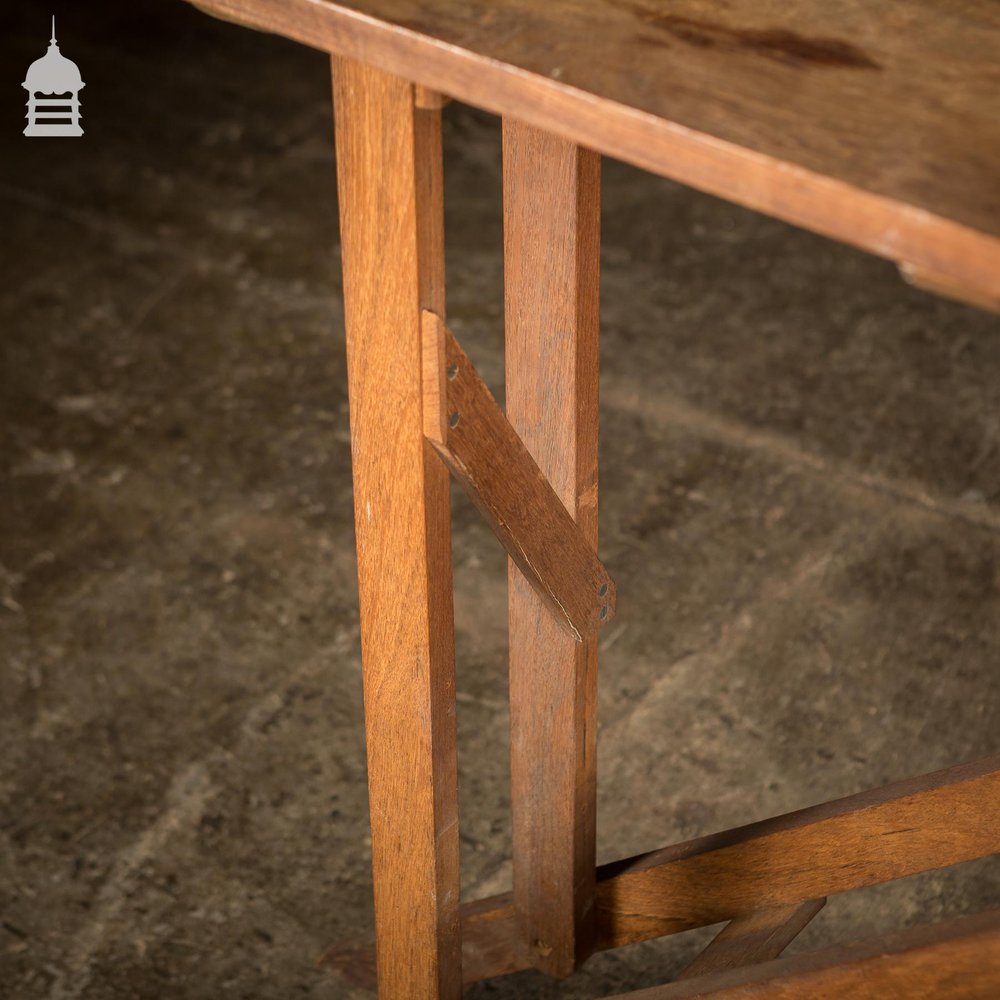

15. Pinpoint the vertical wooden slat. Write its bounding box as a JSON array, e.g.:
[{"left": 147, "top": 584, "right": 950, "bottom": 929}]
[
  {"left": 332, "top": 56, "right": 461, "bottom": 999},
  {"left": 503, "top": 118, "right": 601, "bottom": 976}
]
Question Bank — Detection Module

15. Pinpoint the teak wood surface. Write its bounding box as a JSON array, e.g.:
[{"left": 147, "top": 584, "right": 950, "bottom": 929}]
[
  {"left": 179, "top": 1, "right": 1000, "bottom": 997},
  {"left": 331, "top": 57, "right": 461, "bottom": 998},
  {"left": 677, "top": 899, "right": 827, "bottom": 981},
  {"left": 607, "top": 909, "right": 1000, "bottom": 999},
  {"left": 504, "top": 119, "right": 602, "bottom": 976},
  {"left": 460, "top": 752, "right": 1000, "bottom": 982},
  {"left": 189, "top": 0, "right": 1000, "bottom": 307},
  {"left": 421, "top": 310, "right": 614, "bottom": 643}
]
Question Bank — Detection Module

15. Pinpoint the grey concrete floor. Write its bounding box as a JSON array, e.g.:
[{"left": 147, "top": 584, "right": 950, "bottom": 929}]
[{"left": 2, "top": 2, "right": 1000, "bottom": 998}]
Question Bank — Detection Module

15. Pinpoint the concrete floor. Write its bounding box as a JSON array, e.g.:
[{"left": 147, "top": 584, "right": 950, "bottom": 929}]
[{"left": 2, "top": 2, "right": 1000, "bottom": 997}]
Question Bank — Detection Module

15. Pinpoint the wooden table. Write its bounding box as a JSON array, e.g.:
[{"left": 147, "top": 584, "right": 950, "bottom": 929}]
[{"left": 183, "top": 1, "right": 1000, "bottom": 996}]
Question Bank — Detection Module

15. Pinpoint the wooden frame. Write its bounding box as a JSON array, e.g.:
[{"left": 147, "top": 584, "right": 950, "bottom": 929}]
[{"left": 184, "top": 2, "right": 1000, "bottom": 997}]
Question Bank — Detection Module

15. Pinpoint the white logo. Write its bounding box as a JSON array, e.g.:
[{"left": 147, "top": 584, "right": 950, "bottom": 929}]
[{"left": 23, "top": 17, "right": 85, "bottom": 137}]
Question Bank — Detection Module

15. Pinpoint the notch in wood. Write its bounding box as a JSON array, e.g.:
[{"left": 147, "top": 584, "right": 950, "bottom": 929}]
[{"left": 421, "top": 309, "right": 616, "bottom": 641}]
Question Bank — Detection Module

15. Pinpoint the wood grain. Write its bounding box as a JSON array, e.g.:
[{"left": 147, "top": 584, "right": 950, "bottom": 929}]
[
  {"left": 188, "top": 0, "right": 1000, "bottom": 309},
  {"left": 900, "top": 262, "right": 1000, "bottom": 315},
  {"left": 331, "top": 56, "right": 461, "bottom": 998},
  {"left": 327, "top": 897, "right": 826, "bottom": 987},
  {"left": 678, "top": 900, "right": 826, "bottom": 981},
  {"left": 461, "top": 753, "right": 1000, "bottom": 983},
  {"left": 504, "top": 119, "right": 601, "bottom": 976},
  {"left": 422, "top": 310, "right": 615, "bottom": 641},
  {"left": 596, "top": 752, "right": 1000, "bottom": 946},
  {"left": 414, "top": 82, "right": 449, "bottom": 110},
  {"left": 605, "top": 909, "right": 1000, "bottom": 999},
  {"left": 460, "top": 893, "right": 519, "bottom": 985}
]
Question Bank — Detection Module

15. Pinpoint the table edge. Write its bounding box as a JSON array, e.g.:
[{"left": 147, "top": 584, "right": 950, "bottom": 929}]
[{"left": 188, "top": 0, "right": 1000, "bottom": 313}]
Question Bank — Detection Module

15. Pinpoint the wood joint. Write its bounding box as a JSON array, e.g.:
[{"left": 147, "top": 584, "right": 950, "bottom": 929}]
[
  {"left": 459, "top": 752, "right": 1000, "bottom": 984},
  {"left": 414, "top": 83, "right": 451, "bottom": 110},
  {"left": 421, "top": 309, "right": 616, "bottom": 640},
  {"left": 677, "top": 899, "right": 826, "bottom": 980}
]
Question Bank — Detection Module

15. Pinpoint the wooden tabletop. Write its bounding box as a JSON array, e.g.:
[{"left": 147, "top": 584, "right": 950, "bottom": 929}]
[{"left": 189, "top": 0, "right": 1000, "bottom": 310}]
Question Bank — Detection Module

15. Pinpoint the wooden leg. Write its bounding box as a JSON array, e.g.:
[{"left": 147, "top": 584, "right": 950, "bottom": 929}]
[
  {"left": 503, "top": 118, "right": 602, "bottom": 976},
  {"left": 331, "top": 57, "right": 460, "bottom": 999}
]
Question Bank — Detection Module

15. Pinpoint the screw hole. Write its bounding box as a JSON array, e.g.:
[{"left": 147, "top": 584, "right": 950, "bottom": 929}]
[
  {"left": 600, "top": 605, "right": 608, "bottom": 620},
  {"left": 599, "top": 583, "right": 608, "bottom": 597},
  {"left": 446, "top": 363, "right": 458, "bottom": 380},
  {"left": 449, "top": 411, "right": 460, "bottom": 428}
]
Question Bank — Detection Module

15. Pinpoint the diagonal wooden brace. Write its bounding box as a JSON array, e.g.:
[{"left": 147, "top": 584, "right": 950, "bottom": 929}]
[
  {"left": 421, "top": 309, "right": 616, "bottom": 641},
  {"left": 676, "top": 899, "right": 827, "bottom": 980}
]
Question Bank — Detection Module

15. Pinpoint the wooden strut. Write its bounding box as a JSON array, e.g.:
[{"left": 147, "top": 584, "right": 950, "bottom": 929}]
[
  {"left": 503, "top": 118, "right": 602, "bottom": 976},
  {"left": 605, "top": 909, "right": 1000, "bottom": 999},
  {"left": 323, "top": 751, "right": 1000, "bottom": 989},
  {"left": 676, "top": 899, "right": 827, "bottom": 981},
  {"left": 421, "top": 309, "right": 616, "bottom": 641},
  {"left": 460, "top": 751, "right": 1000, "bottom": 983}
]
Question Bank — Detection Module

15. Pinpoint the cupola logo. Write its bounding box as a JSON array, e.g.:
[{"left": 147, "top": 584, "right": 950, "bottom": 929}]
[{"left": 23, "top": 17, "right": 85, "bottom": 137}]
